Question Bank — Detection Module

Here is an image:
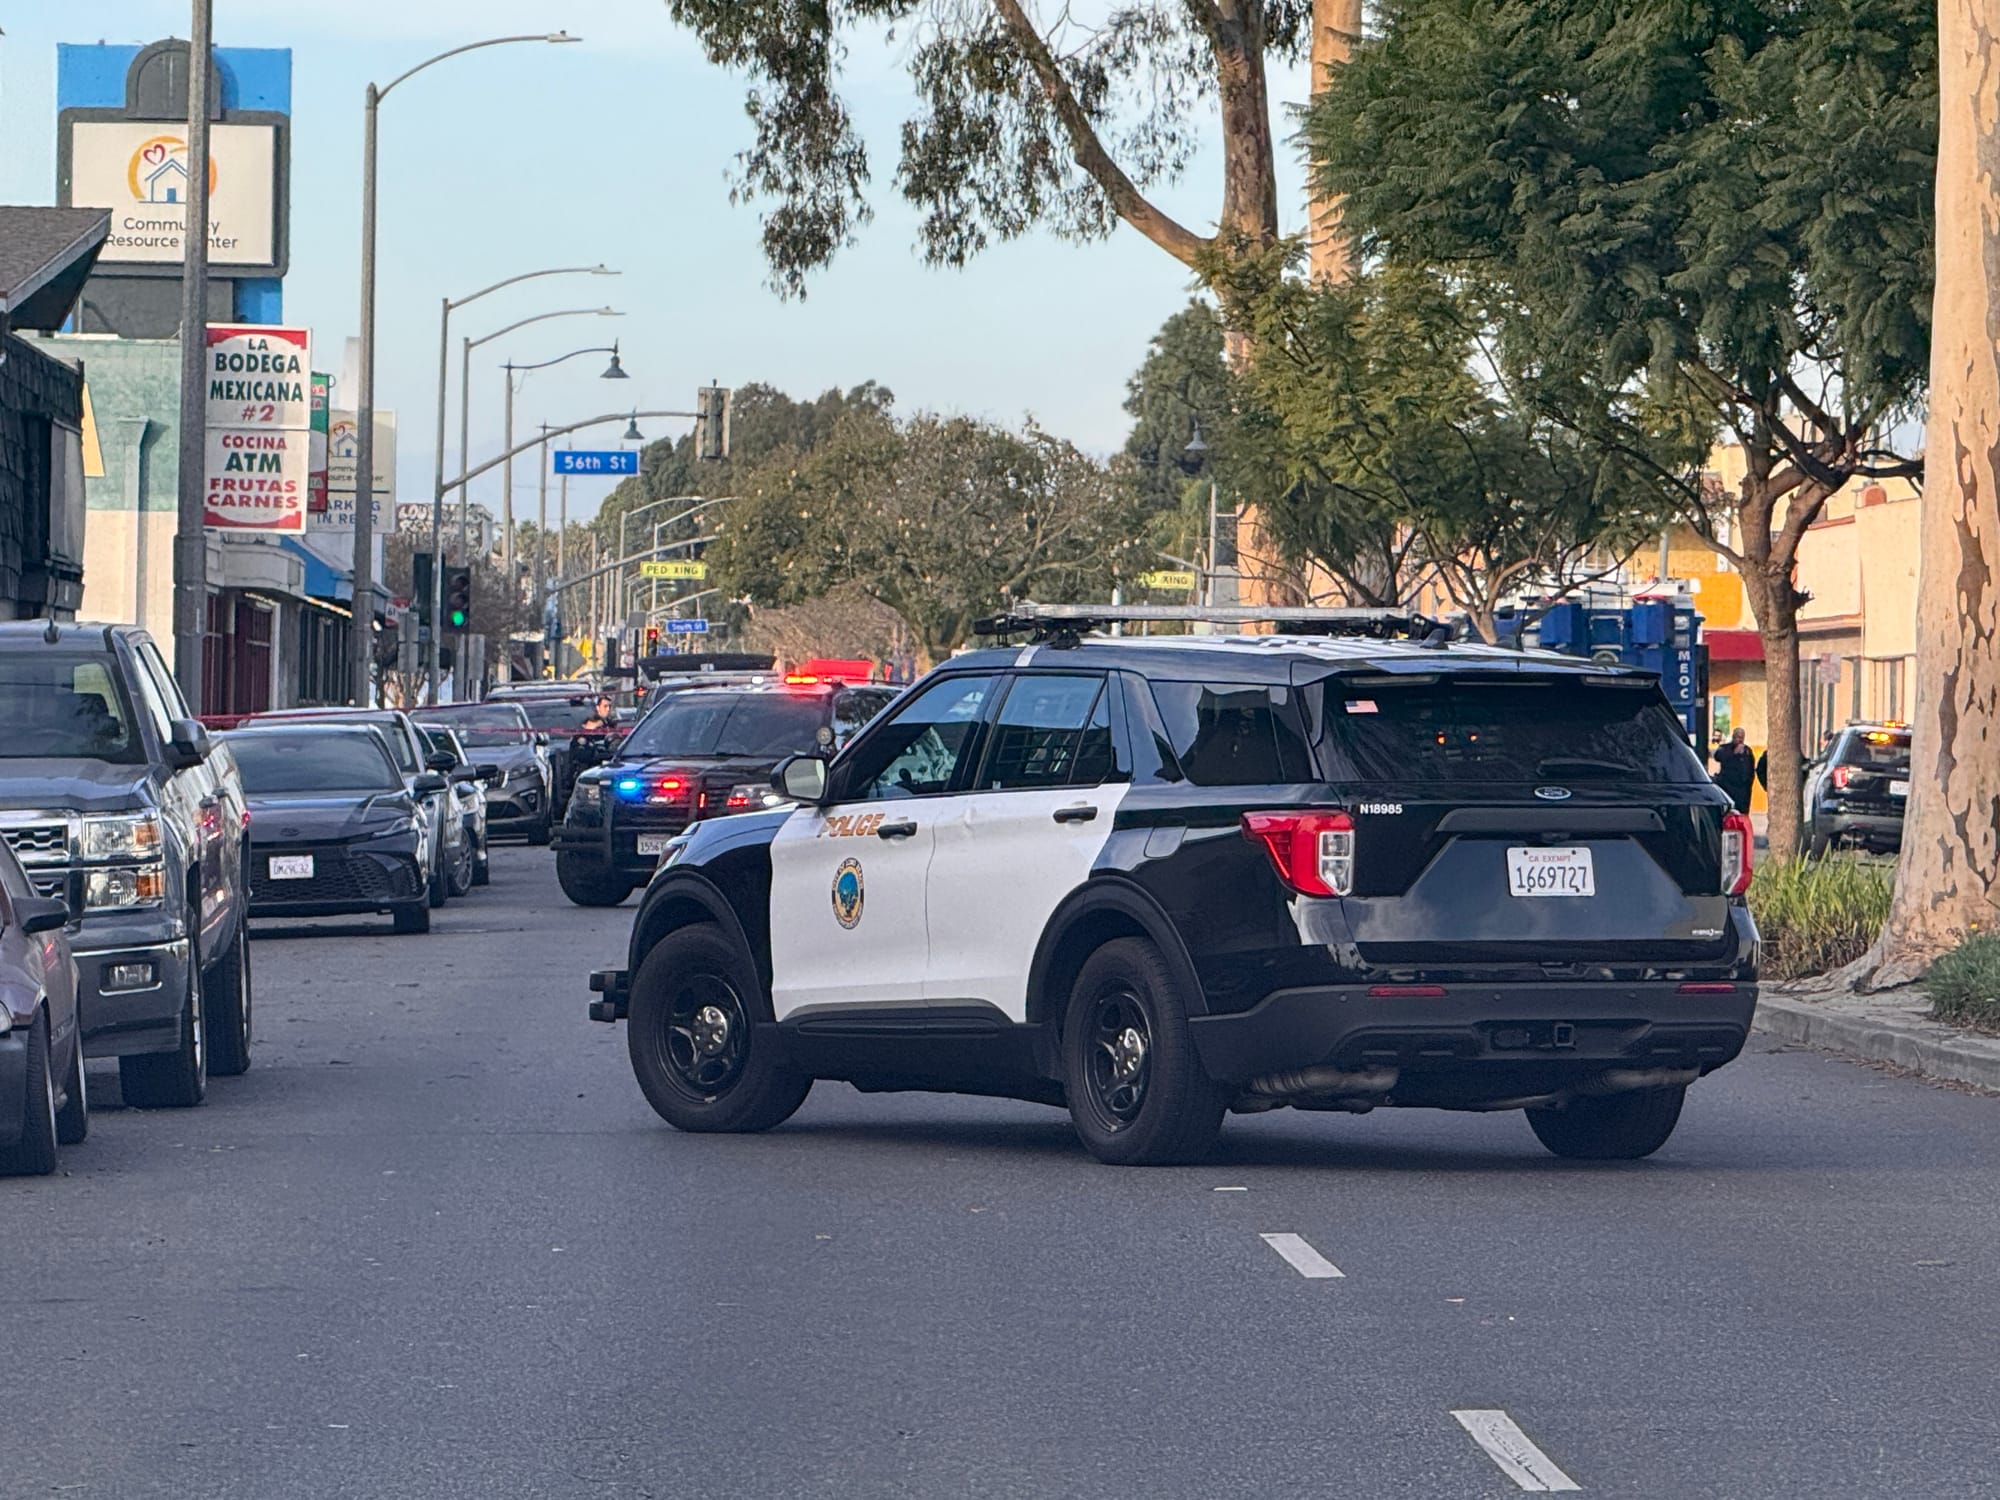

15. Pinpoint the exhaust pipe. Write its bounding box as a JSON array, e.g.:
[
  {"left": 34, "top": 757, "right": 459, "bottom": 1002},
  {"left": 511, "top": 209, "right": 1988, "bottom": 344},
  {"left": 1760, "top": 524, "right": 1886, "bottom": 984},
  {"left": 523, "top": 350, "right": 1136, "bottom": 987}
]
[{"left": 1246, "top": 1065, "right": 1399, "bottom": 1098}]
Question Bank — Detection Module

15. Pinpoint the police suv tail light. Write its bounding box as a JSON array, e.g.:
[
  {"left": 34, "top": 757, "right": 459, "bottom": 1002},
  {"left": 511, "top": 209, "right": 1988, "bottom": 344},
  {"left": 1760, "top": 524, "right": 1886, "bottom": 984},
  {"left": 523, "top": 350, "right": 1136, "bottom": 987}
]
[
  {"left": 1241, "top": 810, "right": 1355, "bottom": 898},
  {"left": 1721, "top": 811, "right": 1754, "bottom": 896},
  {"left": 1830, "top": 765, "right": 1853, "bottom": 791}
]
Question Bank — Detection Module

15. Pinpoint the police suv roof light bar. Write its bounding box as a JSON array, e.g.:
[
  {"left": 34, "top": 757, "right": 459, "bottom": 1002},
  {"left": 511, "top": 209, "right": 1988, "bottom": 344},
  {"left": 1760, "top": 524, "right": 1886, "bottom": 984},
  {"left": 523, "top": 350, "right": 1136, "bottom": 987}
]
[{"left": 972, "top": 603, "right": 1440, "bottom": 645}]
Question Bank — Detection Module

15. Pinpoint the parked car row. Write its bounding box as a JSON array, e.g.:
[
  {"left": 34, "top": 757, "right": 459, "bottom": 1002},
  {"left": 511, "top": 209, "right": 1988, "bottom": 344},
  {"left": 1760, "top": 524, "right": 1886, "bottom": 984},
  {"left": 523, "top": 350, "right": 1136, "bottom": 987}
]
[
  {"left": 0, "top": 623, "right": 257, "bottom": 1175},
  {"left": 221, "top": 707, "right": 510, "bottom": 936}
]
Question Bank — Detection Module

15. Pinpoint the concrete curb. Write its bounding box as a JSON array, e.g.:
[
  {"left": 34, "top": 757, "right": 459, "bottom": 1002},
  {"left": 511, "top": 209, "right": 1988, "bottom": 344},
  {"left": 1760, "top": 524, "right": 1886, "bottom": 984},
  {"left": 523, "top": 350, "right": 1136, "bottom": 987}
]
[{"left": 1754, "top": 992, "right": 2000, "bottom": 1093}]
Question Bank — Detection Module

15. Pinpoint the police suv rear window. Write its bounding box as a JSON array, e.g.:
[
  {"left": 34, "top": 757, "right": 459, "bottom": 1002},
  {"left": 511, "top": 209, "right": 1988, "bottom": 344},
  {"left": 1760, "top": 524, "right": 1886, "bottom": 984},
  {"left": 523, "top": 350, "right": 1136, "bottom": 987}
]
[
  {"left": 1836, "top": 729, "right": 1910, "bottom": 771},
  {"left": 1149, "top": 681, "right": 1311, "bottom": 786},
  {"left": 1315, "top": 677, "right": 1709, "bottom": 785}
]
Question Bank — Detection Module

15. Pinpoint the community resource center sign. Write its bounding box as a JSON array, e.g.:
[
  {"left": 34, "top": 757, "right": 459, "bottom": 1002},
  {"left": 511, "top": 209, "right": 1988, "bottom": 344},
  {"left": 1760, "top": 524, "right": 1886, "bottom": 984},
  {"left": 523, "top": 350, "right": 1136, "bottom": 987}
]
[
  {"left": 64, "top": 120, "right": 279, "bottom": 268},
  {"left": 203, "top": 324, "right": 311, "bottom": 533}
]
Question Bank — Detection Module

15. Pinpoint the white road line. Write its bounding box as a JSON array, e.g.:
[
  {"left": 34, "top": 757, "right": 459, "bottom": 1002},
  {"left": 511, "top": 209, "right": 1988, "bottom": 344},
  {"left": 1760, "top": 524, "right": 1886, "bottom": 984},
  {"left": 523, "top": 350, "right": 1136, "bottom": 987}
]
[
  {"left": 1258, "top": 1232, "right": 1344, "bottom": 1279},
  {"left": 1451, "top": 1410, "right": 1581, "bottom": 1492}
]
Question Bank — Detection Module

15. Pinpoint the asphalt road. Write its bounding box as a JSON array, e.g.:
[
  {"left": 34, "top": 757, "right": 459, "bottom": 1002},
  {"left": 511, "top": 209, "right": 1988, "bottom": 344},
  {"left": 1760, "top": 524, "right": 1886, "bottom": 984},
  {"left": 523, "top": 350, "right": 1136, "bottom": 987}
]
[{"left": 5, "top": 844, "right": 1998, "bottom": 1498}]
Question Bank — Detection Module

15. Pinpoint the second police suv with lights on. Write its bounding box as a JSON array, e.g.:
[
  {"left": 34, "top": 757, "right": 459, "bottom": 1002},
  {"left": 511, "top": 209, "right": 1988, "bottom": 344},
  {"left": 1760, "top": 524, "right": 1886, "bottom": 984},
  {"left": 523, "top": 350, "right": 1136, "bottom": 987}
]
[
  {"left": 555, "top": 673, "right": 900, "bottom": 908},
  {"left": 588, "top": 607, "right": 1759, "bottom": 1166}
]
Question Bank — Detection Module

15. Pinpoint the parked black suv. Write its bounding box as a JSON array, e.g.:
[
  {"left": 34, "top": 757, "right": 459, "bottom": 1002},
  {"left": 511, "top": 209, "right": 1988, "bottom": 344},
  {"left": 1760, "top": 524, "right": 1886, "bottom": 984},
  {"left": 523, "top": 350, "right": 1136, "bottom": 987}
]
[
  {"left": 0, "top": 623, "right": 254, "bottom": 1106},
  {"left": 554, "top": 679, "right": 898, "bottom": 907},
  {"left": 1805, "top": 723, "right": 1910, "bottom": 856},
  {"left": 587, "top": 606, "right": 1758, "bottom": 1165}
]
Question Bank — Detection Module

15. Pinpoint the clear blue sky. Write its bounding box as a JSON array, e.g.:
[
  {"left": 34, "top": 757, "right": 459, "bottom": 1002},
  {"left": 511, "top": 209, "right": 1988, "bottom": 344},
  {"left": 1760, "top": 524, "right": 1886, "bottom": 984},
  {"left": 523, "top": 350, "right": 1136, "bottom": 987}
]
[{"left": 1, "top": 1, "right": 1310, "bottom": 522}]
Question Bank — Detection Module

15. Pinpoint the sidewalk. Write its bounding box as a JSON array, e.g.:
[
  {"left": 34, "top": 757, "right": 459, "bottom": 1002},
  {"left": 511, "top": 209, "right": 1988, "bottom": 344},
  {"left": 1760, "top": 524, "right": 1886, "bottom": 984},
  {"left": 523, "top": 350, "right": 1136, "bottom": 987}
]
[{"left": 1755, "top": 983, "right": 2000, "bottom": 1093}]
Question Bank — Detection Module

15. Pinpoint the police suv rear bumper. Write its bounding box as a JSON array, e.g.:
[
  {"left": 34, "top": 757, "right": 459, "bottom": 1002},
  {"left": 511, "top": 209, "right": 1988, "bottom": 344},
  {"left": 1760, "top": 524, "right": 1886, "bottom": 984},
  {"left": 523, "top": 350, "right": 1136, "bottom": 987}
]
[
  {"left": 1188, "top": 979, "right": 1758, "bottom": 1095},
  {"left": 587, "top": 968, "right": 627, "bottom": 1024}
]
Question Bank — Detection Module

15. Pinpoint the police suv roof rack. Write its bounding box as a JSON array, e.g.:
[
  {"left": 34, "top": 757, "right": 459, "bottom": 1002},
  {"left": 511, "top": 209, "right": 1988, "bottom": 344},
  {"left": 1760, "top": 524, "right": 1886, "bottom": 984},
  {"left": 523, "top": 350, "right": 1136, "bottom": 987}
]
[{"left": 971, "top": 603, "right": 1439, "bottom": 648}]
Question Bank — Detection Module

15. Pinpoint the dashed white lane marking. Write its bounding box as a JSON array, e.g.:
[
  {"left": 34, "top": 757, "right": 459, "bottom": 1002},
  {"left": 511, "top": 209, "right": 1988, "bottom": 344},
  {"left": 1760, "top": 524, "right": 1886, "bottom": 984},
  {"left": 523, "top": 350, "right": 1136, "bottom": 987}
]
[
  {"left": 1213, "top": 1185, "right": 1248, "bottom": 1192},
  {"left": 1259, "top": 1232, "right": 1344, "bottom": 1279},
  {"left": 1451, "top": 1410, "right": 1581, "bottom": 1492}
]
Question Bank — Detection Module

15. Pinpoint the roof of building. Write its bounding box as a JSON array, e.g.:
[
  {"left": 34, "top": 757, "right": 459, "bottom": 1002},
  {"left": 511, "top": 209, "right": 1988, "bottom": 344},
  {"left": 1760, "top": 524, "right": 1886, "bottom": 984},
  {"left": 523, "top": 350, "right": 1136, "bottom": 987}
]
[{"left": 0, "top": 207, "right": 111, "bottom": 332}]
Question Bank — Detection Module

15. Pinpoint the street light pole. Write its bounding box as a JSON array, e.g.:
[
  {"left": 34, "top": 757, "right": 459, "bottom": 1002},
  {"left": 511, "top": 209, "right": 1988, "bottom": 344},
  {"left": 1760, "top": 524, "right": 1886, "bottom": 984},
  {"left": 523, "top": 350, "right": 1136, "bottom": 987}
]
[
  {"left": 536, "top": 422, "right": 552, "bottom": 673},
  {"left": 349, "top": 30, "right": 580, "bottom": 706},
  {"left": 427, "top": 265, "right": 615, "bottom": 702},
  {"left": 172, "top": 0, "right": 215, "bottom": 707},
  {"left": 499, "top": 369, "right": 517, "bottom": 681}
]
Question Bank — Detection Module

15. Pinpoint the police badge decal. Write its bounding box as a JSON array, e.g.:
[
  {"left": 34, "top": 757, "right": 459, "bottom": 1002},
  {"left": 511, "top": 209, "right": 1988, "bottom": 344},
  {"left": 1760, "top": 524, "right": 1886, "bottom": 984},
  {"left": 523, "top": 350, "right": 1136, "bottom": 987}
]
[{"left": 831, "top": 857, "right": 865, "bottom": 929}]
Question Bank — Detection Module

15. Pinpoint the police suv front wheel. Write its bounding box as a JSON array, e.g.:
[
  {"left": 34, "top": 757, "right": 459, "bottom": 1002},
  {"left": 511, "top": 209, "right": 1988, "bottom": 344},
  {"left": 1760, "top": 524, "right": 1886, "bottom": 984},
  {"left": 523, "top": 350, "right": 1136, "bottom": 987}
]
[
  {"left": 627, "top": 926, "right": 811, "bottom": 1134},
  {"left": 1061, "top": 937, "right": 1225, "bottom": 1166}
]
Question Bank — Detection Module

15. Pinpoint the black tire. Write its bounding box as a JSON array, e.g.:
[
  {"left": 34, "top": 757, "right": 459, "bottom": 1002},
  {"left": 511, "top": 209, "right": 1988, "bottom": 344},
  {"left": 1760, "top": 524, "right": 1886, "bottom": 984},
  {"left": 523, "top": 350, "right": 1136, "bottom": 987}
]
[
  {"left": 1, "top": 1010, "right": 59, "bottom": 1176},
  {"left": 1807, "top": 826, "right": 1832, "bottom": 859},
  {"left": 427, "top": 855, "right": 448, "bottom": 909},
  {"left": 205, "top": 921, "right": 253, "bottom": 1078},
  {"left": 1061, "top": 937, "right": 1225, "bottom": 1166},
  {"left": 472, "top": 839, "right": 491, "bottom": 887},
  {"left": 392, "top": 902, "right": 431, "bottom": 935},
  {"left": 1526, "top": 1085, "right": 1687, "bottom": 1161},
  {"left": 55, "top": 1020, "right": 87, "bottom": 1146},
  {"left": 557, "top": 853, "right": 636, "bottom": 908},
  {"left": 527, "top": 810, "right": 553, "bottom": 847},
  {"left": 119, "top": 945, "right": 206, "bottom": 1109},
  {"left": 627, "top": 925, "right": 811, "bottom": 1133},
  {"left": 445, "top": 829, "right": 475, "bottom": 898}
]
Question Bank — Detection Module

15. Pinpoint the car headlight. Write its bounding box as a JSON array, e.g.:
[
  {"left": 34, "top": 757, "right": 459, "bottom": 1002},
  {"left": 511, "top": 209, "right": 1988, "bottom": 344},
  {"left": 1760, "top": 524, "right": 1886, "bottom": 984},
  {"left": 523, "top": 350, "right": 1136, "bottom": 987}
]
[
  {"left": 84, "top": 866, "right": 166, "bottom": 910},
  {"left": 82, "top": 812, "right": 163, "bottom": 863},
  {"left": 573, "top": 780, "right": 602, "bottom": 809},
  {"left": 723, "top": 784, "right": 788, "bottom": 812}
]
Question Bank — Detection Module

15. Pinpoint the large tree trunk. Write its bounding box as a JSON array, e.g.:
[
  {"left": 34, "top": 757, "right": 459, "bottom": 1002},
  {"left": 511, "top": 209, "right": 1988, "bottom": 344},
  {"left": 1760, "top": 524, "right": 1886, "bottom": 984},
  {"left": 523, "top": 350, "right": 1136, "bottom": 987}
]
[
  {"left": 1866, "top": 0, "right": 2000, "bottom": 982},
  {"left": 1308, "top": 0, "right": 1364, "bottom": 284}
]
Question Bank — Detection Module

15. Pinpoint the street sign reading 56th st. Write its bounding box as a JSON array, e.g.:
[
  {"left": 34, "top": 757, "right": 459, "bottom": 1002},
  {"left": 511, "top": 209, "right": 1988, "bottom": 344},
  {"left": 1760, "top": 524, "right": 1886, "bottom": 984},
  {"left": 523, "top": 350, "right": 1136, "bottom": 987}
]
[
  {"left": 639, "top": 560, "right": 707, "bottom": 580},
  {"left": 553, "top": 450, "right": 639, "bottom": 476}
]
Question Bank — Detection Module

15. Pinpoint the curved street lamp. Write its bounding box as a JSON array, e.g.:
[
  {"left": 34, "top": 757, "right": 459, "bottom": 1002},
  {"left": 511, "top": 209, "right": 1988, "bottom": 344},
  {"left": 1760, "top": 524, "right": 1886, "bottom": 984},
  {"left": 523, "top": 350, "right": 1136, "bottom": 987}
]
[{"left": 350, "top": 29, "right": 581, "bottom": 703}]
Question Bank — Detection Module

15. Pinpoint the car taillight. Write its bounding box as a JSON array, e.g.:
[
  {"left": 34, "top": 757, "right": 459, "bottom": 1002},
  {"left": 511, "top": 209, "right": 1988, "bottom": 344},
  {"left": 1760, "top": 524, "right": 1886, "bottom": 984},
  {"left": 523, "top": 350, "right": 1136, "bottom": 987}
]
[
  {"left": 1721, "top": 811, "right": 1753, "bottom": 896},
  {"left": 1830, "top": 765, "right": 1853, "bottom": 791},
  {"left": 1241, "top": 810, "right": 1355, "bottom": 897}
]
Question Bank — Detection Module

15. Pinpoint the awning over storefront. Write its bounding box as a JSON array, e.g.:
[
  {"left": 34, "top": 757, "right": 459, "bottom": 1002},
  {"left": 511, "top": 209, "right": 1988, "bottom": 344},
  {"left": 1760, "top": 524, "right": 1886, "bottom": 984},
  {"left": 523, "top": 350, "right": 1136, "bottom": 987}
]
[{"left": 1706, "top": 629, "right": 1764, "bottom": 663}]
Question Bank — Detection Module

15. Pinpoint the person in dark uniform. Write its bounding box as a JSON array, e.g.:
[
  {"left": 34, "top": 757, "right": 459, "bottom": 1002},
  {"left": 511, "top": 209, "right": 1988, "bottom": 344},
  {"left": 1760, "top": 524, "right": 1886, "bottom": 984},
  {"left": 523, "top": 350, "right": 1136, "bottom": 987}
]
[{"left": 1712, "top": 727, "right": 1756, "bottom": 814}]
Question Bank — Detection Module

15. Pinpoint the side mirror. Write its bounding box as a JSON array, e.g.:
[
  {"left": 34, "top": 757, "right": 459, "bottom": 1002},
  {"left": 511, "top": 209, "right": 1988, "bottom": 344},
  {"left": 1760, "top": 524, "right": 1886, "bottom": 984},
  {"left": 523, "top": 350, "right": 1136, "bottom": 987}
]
[
  {"left": 533, "top": 732, "right": 551, "bottom": 748},
  {"left": 425, "top": 751, "right": 457, "bottom": 774},
  {"left": 475, "top": 763, "right": 502, "bottom": 784},
  {"left": 772, "top": 753, "right": 831, "bottom": 806},
  {"left": 413, "top": 772, "right": 449, "bottom": 796},
  {"left": 14, "top": 895, "right": 71, "bottom": 936},
  {"left": 166, "top": 717, "right": 212, "bottom": 770}
]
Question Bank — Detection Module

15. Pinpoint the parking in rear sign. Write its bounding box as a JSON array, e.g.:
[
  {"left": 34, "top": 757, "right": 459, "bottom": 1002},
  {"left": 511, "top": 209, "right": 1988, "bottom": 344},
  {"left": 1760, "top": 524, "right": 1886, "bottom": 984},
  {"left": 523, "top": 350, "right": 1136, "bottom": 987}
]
[{"left": 552, "top": 450, "right": 638, "bottom": 476}]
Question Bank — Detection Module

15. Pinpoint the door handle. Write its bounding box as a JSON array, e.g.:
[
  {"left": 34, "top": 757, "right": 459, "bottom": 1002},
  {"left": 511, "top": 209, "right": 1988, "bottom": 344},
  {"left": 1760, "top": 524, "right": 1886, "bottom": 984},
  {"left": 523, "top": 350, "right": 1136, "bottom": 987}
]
[
  {"left": 876, "top": 820, "right": 919, "bottom": 840},
  {"left": 1052, "top": 805, "right": 1099, "bottom": 824}
]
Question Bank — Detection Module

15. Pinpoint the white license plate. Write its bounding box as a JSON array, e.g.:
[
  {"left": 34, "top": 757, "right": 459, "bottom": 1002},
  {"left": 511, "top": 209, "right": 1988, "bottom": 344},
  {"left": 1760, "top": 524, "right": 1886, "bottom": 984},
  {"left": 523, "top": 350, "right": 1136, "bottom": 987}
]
[
  {"left": 269, "top": 854, "right": 315, "bottom": 880},
  {"left": 1890, "top": 782, "right": 1909, "bottom": 798},
  {"left": 635, "top": 835, "right": 674, "bottom": 856},
  {"left": 1507, "top": 846, "right": 1594, "bottom": 897}
]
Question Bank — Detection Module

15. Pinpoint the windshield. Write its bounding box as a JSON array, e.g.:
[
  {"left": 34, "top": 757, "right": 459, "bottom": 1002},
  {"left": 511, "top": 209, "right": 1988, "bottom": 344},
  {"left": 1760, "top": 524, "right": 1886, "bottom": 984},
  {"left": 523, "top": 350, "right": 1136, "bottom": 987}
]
[
  {"left": 229, "top": 732, "right": 403, "bottom": 793},
  {"left": 0, "top": 651, "right": 144, "bottom": 763},
  {"left": 622, "top": 693, "right": 827, "bottom": 761},
  {"left": 507, "top": 698, "right": 597, "bottom": 733},
  {"left": 1316, "top": 677, "right": 1710, "bottom": 785},
  {"left": 1836, "top": 729, "right": 1911, "bottom": 772},
  {"left": 425, "top": 703, "right": 533, "bottom": 747}
]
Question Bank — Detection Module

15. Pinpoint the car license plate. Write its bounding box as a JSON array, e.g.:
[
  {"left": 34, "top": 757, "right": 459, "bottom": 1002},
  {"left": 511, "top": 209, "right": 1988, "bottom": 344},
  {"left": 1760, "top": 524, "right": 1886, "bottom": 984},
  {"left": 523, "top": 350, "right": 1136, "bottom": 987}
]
[
  {"left": 269, "top": 854, "right": 315, "bottom": 881},
  {"left": 1507, "top": 846, "right": 1594, "bottom": 897},
  {"left": 1890, "top": 782, "right": 1909, "bottom": 799},
  {"left": 636, "top": 835, "right": 674, "bottom": 856}
]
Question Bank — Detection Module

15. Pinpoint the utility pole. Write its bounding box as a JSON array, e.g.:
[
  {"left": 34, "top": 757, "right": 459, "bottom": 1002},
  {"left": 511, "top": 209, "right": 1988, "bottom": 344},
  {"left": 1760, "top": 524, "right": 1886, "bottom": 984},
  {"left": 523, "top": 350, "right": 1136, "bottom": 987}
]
[
  {"left": 536, "top": 422, "right": 551, "bottom": 674},
  {"left": 349, "top": 80, "right": 382, "bottom": 704},
  {"left": 498, "top": 370, "right": 516, "bottom": 681},
  {"left": 172, "top": 0, "right": 215, "bottom": 707}
]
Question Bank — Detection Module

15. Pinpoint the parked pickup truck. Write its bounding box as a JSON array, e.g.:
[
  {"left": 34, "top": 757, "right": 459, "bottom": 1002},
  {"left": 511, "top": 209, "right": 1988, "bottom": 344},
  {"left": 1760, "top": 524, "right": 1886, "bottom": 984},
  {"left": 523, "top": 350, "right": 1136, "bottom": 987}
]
[{"left": 0, "top": 623, "right": 253, "bottom": 1107}]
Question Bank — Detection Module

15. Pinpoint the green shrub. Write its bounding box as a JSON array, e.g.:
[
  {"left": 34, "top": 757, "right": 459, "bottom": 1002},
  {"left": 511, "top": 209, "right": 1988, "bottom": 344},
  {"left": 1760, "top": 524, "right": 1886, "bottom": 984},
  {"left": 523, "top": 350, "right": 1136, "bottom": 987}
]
[
  {"left": 1748, "top": 856, "right": 1893, "bottom": 981},
  {"left": 1925, "top": 934, "right": 2000, "bottom": 1033}
]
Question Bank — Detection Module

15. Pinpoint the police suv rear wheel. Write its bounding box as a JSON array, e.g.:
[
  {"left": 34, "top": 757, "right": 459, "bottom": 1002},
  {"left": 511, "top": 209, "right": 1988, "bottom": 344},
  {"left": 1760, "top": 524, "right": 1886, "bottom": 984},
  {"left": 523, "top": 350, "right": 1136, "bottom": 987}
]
[
  {"left": 628, "top": 926, "right": 811, "bottom": 1133},
  {"left": 1526, "top": 1085, "right": 1686, "bottom": 1161},
  {"left": 1062, "top": 938, "right": 1224, "bottom": 1166}
]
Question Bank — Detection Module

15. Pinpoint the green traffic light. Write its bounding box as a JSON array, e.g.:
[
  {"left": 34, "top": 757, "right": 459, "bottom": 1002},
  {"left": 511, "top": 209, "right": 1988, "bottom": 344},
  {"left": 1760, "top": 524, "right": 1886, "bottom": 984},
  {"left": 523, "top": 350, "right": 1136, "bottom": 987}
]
[{"left": 447, "top": 609, "right": 469, "bottom": 630}]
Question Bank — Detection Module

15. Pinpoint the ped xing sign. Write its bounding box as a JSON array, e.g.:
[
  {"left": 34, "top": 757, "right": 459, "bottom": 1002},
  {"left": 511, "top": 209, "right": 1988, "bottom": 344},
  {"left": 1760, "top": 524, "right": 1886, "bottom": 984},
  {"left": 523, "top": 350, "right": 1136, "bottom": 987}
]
[
  {"left": 639, "top": 560, "right": 707, "bottom": 580},
  {"left": 1137, "top": 569, "right": 1198, "bottom": 591},
  {"left": 663, "top": 619, "right": 710, "bottom": 635},
  {"left": 553, "top": 450, "right": 639, "bottom": 476}
]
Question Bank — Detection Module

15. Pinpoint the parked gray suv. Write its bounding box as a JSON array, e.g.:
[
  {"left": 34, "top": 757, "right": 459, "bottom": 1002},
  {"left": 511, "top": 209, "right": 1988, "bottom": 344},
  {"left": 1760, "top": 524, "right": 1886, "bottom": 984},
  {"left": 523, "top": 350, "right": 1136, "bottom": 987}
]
[{"left": 0, "top": 623, "right": 254, "bottom": 1107}]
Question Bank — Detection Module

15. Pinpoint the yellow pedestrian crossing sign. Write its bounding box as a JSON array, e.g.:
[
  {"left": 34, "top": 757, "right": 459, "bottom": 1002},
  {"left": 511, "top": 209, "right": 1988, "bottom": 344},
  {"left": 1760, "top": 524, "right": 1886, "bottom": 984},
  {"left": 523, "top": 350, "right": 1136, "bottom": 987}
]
[
  {"left": 640, "top": 560, "right": 707, "bottom": 580},
  {"left": 1137, "top": 570, "right": 1198, "bottom": 591}
]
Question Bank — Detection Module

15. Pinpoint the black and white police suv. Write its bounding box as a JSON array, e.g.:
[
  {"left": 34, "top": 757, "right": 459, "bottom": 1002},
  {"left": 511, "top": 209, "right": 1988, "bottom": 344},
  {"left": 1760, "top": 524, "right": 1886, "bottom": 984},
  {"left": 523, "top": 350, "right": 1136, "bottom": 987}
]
[{"left": 587, "top": 605, "right": 1759, "bottom": 1166}]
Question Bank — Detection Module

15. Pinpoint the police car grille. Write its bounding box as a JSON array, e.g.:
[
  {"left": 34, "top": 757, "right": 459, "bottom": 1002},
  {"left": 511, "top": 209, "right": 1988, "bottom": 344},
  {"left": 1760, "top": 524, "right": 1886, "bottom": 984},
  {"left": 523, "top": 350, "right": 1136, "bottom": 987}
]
[{"left": 253, "top": 849, "right": 423, "bottom": 905}]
